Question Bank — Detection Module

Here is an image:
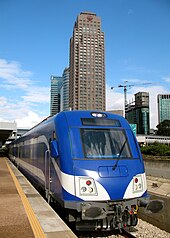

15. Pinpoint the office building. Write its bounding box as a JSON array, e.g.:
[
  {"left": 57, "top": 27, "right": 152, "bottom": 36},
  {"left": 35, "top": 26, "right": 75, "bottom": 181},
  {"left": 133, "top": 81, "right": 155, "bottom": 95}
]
[
  {"left": 135, "top": 92, "right": 150, "bottom": 135},
  {"left": 50, "top": 75, "right": 63, "bottom": 116},
  {"left": 60, "top": 67, "right": 70, "bottom": 111},
  {"left": 126, "top": 92, "right": 150, "bottom": 135},
  {"left": 158, "top": 94, "right": 170, "bottom": 123},
  {"left": 69, "top": 12, "right": 106, "bottom": 110}
]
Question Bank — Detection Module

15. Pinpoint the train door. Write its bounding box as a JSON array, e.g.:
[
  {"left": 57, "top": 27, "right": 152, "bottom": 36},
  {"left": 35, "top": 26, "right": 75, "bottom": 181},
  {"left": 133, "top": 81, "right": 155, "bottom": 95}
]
[{"left": 45, "top": 149, "right": 52, "bottom": 203}]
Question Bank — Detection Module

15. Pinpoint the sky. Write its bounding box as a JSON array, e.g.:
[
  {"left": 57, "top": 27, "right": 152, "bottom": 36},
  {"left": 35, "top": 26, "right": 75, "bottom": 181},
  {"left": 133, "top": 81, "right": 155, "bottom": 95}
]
[{"left": 0, "top": 0, "right": 170, "bottom": 129}]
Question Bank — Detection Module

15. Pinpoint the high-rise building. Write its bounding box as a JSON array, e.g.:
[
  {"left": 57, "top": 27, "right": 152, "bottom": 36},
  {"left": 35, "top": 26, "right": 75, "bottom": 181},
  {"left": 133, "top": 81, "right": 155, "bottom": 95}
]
[
  {"left": 158, "top": 94, "right": 170, "bottom": 124},
  {"left": 60, "top": 67, "right": 70, "bottom": 111},
  {"left": 126, "top": 92, "right": 150, "bottom": 135},
  {"left": 135, "top": 92, "right": 150, "bottom": 135},
  {"left": 50, "top": 75, "right": 63, "bottom": 116},
  {"left": 69, "top": 12, "right": 106, "bottom": 110}
]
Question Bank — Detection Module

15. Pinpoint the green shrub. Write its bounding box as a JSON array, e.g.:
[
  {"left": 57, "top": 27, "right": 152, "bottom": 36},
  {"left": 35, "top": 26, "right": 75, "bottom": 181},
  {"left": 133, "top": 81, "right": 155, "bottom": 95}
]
[{"left": 140, "top": 142, "right": 170, "bottom": 156}]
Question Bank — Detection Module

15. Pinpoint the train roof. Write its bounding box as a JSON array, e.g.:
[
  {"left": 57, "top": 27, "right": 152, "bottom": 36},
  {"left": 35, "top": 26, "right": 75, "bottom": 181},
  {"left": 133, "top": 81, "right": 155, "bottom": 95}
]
[
  {"left": 9, "top": 111, "right": 131, "bottom": 145},
  {"left": 55, "top": 110, "right": 130, "bottom": 129},
  {"left": 28, "top": 110, "right": 130, "bottom": 131}
]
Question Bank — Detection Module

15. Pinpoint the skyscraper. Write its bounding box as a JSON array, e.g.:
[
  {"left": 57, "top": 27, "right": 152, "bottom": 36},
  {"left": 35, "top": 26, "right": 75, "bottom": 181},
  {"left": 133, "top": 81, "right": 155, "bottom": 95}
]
[
  {"left": 69, "top": 12, "right": 106, "bottom": 111},
  {"left": 60, "top": 67, "right": 70, "bottom": 111},
  {"left": 50, "top": 75, "right": 63, "bottom": 116},
  {"left": 158, "top": 94, "right": 170, "bottom": 124}
]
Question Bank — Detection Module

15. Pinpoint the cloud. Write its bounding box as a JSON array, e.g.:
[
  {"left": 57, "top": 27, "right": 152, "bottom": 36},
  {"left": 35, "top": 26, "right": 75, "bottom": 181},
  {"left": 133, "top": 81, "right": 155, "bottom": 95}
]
[
  {"left": 0, "top": 59, "right": 50, "bottom": 102},
  {"left": 15, "top": 111, "right": 46, "bottom": 129},
  {"left": 0, "top": 98, "right": 49, "bottom": 129},
  {"left": 0, "top": 59, "right": 32, "bottom": 89},
  {"left": 22, "top": 86, "right": 50, "bottom": 103},
  {"left": 0, "top": 58, "right": 50, "bottom": 128},
  {"left": 0, "top": 96, "right": 7, "bottom": 106},
  {"left": 163, "top": 76, "right": 170, "bottom": 83},
  {"left": 106, "top": 85, "right": 124, "bottom": 111}
]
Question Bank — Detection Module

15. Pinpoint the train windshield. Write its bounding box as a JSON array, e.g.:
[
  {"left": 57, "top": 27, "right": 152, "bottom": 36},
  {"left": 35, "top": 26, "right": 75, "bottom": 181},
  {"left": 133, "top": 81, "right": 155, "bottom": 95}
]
[{"left": 81, "top": 129, "right": 131, "bottom": 159}]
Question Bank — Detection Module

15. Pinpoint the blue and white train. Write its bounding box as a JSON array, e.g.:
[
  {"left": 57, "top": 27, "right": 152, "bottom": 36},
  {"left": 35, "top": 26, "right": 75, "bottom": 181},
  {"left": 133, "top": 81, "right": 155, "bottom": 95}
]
[{"left": 8, "top": 110, "right": 149, "bottom": 230}]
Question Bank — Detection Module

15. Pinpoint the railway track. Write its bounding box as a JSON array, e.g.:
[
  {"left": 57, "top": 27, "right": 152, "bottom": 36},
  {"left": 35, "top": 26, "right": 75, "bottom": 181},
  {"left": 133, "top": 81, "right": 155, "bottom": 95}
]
[
  {"left": 122, "top": 228, "right": 137, "bottom": 238},
  {"left": 74, "top": 228, "right": 137, "bottom": 238}
]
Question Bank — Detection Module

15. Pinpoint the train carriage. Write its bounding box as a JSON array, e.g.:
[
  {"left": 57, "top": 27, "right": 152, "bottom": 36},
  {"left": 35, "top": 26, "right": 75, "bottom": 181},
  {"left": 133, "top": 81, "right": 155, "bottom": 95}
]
[{"left": 8, "top": 110, "right": 149, "bottom": 231}]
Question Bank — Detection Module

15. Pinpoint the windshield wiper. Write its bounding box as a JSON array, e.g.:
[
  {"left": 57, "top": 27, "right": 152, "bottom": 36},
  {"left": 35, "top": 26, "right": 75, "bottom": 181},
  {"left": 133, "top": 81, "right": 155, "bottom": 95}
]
[{"left": 112, "top": 137, "right": 128, "bottom": 171}]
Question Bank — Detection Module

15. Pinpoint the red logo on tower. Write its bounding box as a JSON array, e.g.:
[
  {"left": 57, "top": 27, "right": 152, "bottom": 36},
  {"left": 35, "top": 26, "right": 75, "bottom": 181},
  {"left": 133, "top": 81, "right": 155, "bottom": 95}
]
[{"left": 87, "top": 15, "right": 93, "bottom": 21}]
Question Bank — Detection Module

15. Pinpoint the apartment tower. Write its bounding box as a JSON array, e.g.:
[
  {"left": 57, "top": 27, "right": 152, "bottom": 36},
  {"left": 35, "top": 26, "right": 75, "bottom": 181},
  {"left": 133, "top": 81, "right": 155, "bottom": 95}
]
[{"left": 69, "top": 12, "right": 105, "bottom": 110}]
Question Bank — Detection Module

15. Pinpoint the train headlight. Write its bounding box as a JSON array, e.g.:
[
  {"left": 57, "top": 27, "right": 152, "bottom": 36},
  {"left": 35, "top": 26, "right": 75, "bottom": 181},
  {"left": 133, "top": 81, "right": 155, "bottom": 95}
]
[
  {"left": 91, "top": 112, "right": 106, "bottom": 118},
  {"left": 88, "top": 187, "right": 93, "bottom": 193},
  {"left": 81, "top": 187, "right": 87, "bottom": 193},
  {"left": 79, "top": 177, "right": 97, "bottom": 196}
]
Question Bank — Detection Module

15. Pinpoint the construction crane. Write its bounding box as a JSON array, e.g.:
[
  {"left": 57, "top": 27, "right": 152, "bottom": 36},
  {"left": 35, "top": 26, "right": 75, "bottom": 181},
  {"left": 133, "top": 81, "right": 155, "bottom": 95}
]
[{"left": 111, "top": 81, "right": 152, "bottom": 116}]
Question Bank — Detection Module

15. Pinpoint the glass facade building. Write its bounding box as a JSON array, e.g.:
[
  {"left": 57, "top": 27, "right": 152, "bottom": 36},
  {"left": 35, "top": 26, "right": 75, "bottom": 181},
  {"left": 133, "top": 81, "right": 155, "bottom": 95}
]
[
  {"left": 126, "top": 92, "right": 150, "bottom": 135},
  {"left": 50, "top": 76, "right": 63, "bottom": 116},
  {"left": 158, "top": 94, "right": 170, "bottom": 123}
]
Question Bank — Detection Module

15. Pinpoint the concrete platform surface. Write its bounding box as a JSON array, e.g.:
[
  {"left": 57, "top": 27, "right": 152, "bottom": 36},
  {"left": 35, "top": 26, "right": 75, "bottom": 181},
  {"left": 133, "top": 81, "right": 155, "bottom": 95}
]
[{"left": 0, "top": 158, "right": 77, "bottom": 238}]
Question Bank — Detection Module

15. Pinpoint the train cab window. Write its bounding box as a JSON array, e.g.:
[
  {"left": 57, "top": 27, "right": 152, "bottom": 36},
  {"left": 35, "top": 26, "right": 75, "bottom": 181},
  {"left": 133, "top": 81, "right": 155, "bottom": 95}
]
[{"left": 81, "top": 129, "right": 131, "bottom": 159}]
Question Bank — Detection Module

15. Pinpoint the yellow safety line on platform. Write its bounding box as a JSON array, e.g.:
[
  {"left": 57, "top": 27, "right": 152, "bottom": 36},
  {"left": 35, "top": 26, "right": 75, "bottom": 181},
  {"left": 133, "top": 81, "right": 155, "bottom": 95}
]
[{"left": 5, "top": 159, "right": 46, "bottom": 238}]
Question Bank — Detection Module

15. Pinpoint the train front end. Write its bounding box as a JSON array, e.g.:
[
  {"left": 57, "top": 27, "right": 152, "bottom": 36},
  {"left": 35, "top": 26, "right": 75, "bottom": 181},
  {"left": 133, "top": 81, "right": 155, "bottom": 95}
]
[{"left": 52, "top": 111, "right": 148, "bottom": 231}]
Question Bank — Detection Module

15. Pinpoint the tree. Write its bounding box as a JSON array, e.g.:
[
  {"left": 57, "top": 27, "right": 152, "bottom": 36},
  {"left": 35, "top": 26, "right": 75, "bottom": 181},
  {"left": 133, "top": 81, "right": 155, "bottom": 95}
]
[{"left": 156, "top": 120, "right": 170, "bottom": 136}]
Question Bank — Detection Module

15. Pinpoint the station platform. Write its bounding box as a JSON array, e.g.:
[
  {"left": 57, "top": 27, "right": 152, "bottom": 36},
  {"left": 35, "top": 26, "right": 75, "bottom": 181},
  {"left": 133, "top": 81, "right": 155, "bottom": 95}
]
[{"left": 0, "top": 157, "right": 77, "bottom": 238}]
